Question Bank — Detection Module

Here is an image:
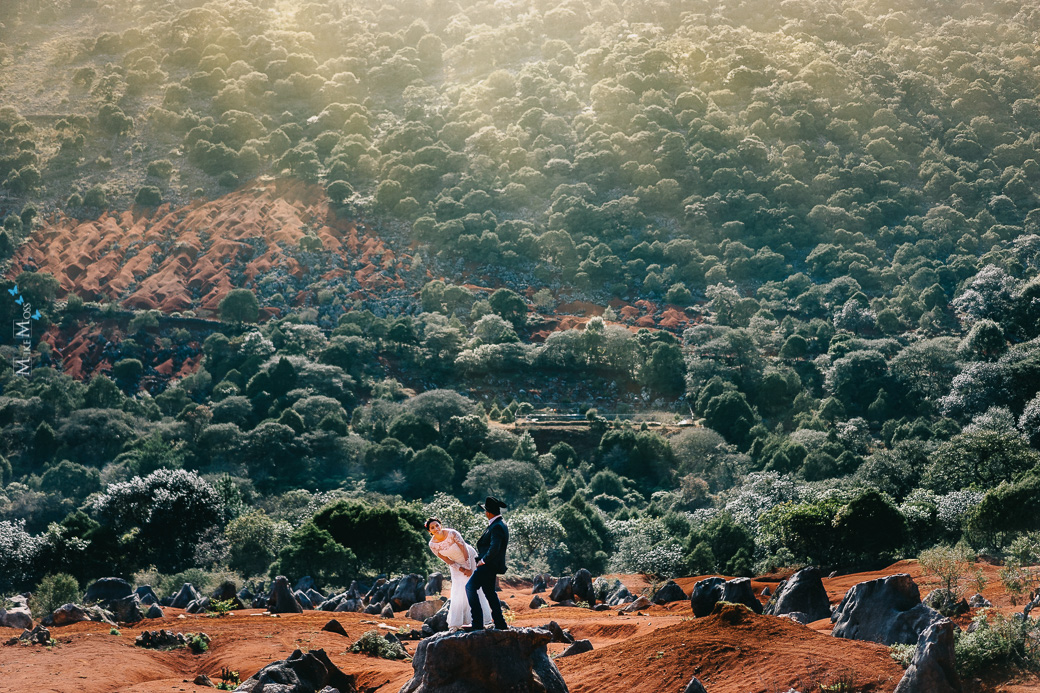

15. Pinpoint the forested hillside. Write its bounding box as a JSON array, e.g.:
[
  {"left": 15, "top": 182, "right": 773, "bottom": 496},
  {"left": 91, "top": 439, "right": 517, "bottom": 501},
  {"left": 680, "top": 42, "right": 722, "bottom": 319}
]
[{"left": 1, "top": 0, "right": 1040, "bottom": 624}]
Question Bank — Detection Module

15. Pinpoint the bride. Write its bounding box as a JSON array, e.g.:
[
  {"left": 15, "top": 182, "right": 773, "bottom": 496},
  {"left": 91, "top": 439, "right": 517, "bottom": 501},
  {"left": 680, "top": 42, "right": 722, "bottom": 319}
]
[{"left": 425, "top": 517, "right": 492, "bottom": 631}]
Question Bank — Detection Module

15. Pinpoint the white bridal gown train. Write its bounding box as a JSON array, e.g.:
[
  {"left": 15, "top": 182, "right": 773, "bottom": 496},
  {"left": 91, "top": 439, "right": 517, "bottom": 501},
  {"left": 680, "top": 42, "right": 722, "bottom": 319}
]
[{"left": 429, "top": 528, "right": 492, "bottom": 629}]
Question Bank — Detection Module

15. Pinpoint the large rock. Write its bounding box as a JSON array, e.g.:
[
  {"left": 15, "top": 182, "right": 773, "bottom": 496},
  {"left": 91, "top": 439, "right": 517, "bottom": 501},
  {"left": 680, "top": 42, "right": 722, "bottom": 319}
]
[
  {"left": 765, "top": 567, "right": 831, "bottom": 623},
  {"left": 407, "top": 599, "right": 443, "bottom": 622},
  {"left": 558, "top": 639, "right": 593, "bottom": 657},
  {"left": 550, "top": 576, "right": 574, "bottom": 603},
  {"left": 832, "top": 574, "right": 947, "bottom": 646},
  {"left": 605, "top": 582, "right": 631, "bottom": 607},
  {"left": 108, "top": 594, "right": 144, "bottom": 623},
  {"left": 425, "top": 573, "right": 444, "bottom": 596},
  {"left": 135, "top": 585, "right": 160, "bottom": 606},
  {"left": 236, "top": 648, "right": 358, "bottom": 693},
  {"left": 295, "top": 576, "right": 317, "bottom": 593},
  {"left": 391, "top": 574, "right": 426, "bottom": 612},
  {"left": 683, "top": 677, "right": 708, "bottom": 693},
  {"left": 423, "top": 601, "right": 450, "bottom": 635},
  {"left": 170, "top": 583, "right": 201, "bottom": 610},
  {"left": 531, "top": 574, "right": 548, "bottom": 594},
  {"left": 620, "top": 596, "right": 652, "bottom": 613},
  {"left": 572, "top": 569, "right": 595, "bottom": 605},
  {"left": 690, "top": 577, "right": 763, "bottom": 618},
  {"left": 334, "top": 598, "right": 364, "bottom": 613},
  {"left": 0, "top": 606, "right": 33, "bottom": 630},
  {"left": 530, "top": 595, "right": 547, "bottom": 609},
  {"left": 398, "top": 628, "right": 568, "bottom": 693},
  {"left": 295, "top": 590, "right": 314, "bottom": 610},
  {"left": 653, "top": 580, "right": 687, "bottom": 605},
  {"left": 145, "top": 604, "right": 164, "bottom": 619},
  {"left": 306, "top": 589, "right": 326, "bottom": 607},
  {"left": 84, "top": 577, "right": 132, "bottom": 605},
  {"left": 893, "top": 620, "right": 961, "bottom": 693},
  {"left": 268, "top": 576, "right": 303, "bottom": 614},
  {"left": 44, "top": 603, "right": 91, "bottom": 627}
]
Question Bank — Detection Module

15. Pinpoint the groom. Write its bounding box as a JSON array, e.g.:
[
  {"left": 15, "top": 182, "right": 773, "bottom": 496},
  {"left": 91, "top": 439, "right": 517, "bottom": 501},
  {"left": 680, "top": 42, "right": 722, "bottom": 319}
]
[{"left": 465, "top": 495, "right": 509, "bottom": 631}]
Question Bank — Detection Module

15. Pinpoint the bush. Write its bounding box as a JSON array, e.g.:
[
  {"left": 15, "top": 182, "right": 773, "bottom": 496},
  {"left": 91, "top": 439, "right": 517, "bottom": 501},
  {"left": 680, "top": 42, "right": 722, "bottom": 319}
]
[
  {"left": 135, "top": 186, "right": 162, "bottom": 206},
  {"left": 29, "top": 573, "right": 80, "bottom": 617},
  {"left": 956, "top": 610, "right": 1040, "bottom": 679},
  {"left": 350, "top": 630, "right": 406, "bottom": 660}
]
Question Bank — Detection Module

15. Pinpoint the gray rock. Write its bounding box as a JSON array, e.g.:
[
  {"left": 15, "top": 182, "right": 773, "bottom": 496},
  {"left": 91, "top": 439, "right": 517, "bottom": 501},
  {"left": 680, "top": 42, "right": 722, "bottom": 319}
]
[
  {"left": 572, "top": 569, "right": 595, "bottom": 605},
  {"left": 306, "top": 589, "right": 325, "bottom": 607},
  {"left": 85, "top": 605, "right": 116, "bottom": 625},
  {"left": 237, "top": 587, "right": 255, "bottom": 604},
  {"left": 84, "top": 577, "right": 132, "bottom": 605},
  {"left": 334, "top": 598, "right": 364, "bottom": 613},
  {"left": 135, "top": 585, "right": 160, "bottom": 606},
  {"left": 295, "top": 576, "right": 317, "bottom": 593},
  {"left": 170, "top": 583, "right": 201, "bottom": 610},
  {"left": 778, "top": 612, "right": 810, "bottom": 625},
  {"left": 391, "top": 574, "right": 426, "bottom": 612},
  {"left": 406, "top": 599, "right": 442, "bottom": 622},
  {"left": 832, "top": 574, "right": 948, "bottom": 646},
  {"left": 530, "top": 595, "right": 547, "bottom": 609},
  {"left": 232, "top": 647, "right": 358, "bottom": 693},
  {"left": 20, "top": 624, "right": 50, "bottom": 645},
  {"left": 425, "top": 573, "right": 444, "bottom": 596},
  {"left": 683, "top": 676, "right": 708, "bottom": 693},
  {"left": 620, "top": 596, "right": 652, "bottom": 613},
  {"left": 540, "top": 620, "right": 573, "bottom": 644},
  {"left": 363, "top": 602, "right": 383, "bottom": 615},
  {"left": 0, "top": 606, "right": 33, "bottom": 630},
  {"left": 295, "top": 590, "right": 314, "bottom": 610},
  {"left": 967, "top": 593, "right": 991, "bottom": 609},
  {"left": 45, "top": 603, "right": 91, "bottom": 627},
  {"left": 145, "top": 604, "right": 164, "bottom": 619},
  {"left": 398, "top": 627, "right": 568, "bottom": 693},
  {"left": 893, "top": 619, "right": 961, "bottom": 693},
  {"left": 381, "top": 603, "right": 395, "bottom": 619},
  {"left": 321, "top": 619, "right": 348, "bottom": 636},
  {"left": 268, "top": 576, "right": 303, "bottom": 614},
  {"left": 107, "top": 594, "right": 144, "bottom": 623},
  {"left": 193, "top": 674, "right": 215, "bottom": 688},
  {"left": 761, "top": 586, "right": 771, "bottom": 597},
  {"left": 550, "top": 576, "right": 574, "bottom": 603},
  {"left": 652, "top": 580, "right": 687, "bottom": 605},
  {"left": 690, "top": 577, "right": 763, "bottom": 618},
  {"left": 558, "top": 639, "right": 593, "bottom": 657},
  {"left": 765, "top": 567, "right": 831, "bottom": 623},
  {"left": 531, "top": 574, "right": 548, "bottom": 594},
  {"left": 606, "top": 582, "right": 631, "bottom": 606}
]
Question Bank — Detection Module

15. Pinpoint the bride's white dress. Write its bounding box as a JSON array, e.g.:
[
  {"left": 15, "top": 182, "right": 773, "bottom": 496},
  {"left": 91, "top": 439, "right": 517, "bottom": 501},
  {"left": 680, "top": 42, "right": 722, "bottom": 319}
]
[{"left": 429, "top": 528, "right": 492, "bottom": 629}]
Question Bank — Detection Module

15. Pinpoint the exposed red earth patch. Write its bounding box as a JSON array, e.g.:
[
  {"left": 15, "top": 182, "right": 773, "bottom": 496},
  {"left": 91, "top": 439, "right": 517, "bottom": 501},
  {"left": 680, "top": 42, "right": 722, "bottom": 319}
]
[
  {"left": 8, "top": 178, "right": 411, "bottom": 317},
  {"left": 5, "top": 564, "right": 1036, "bottom": 693}
]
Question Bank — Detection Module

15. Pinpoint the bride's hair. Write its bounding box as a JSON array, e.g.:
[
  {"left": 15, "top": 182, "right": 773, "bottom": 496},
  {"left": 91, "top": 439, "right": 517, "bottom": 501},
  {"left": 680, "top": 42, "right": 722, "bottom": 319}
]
[{"left": 424, "top": 517, "right": 440, "bottom": 530}]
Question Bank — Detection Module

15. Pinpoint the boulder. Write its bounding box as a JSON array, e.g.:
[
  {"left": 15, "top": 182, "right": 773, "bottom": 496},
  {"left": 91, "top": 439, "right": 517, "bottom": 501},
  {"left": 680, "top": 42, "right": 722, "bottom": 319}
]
[
  {"left": 558, "top": 639, "right": 593, "bottom": 657},
  {"left": 530, "top": 595, "right": 547, "bottom": 609},
  {"left": 398, "top": 628, "right": 568, "bottom": 693},
  {"left": 306, "top": 589, "right": 326, "bottom": 607},
  {"left": 832, "top": 574, "right": 947, "bottom": 646},
  {"left": 268, "top": 576, "right": 303, "bottom": 614},
  {"left": 893, "top": 619, "right": 961, "bottom": 693},
  {"left": 531, "top": 574, "right": 548, "bottom": 594},
  {"left": 690, "top": 577, "right": 763, "bottom": 618},
  {"left": 170, "top": 583, "right": 201, "bottom": 610},
  {"left": 390, "top": 574, "right": 426, "bottom": 612},
  {"left": 0, "top": 606, "right": 33, "bottom": 630},
  {"left": 85, "top": 605, "right": 116, "bottom": 625},
  {"left": 193, "top": 674, "right": 216, "bottom": 688},
  {"left": 540, "top": 620, "right": 573, "bottom": 644},
  {"left": 108, "top": 594, "right": 144, "bottom": 623},
  {"left": 652, "top": 580, "right": 687, "bottom": 605},
  {"left": 761, "top": 586, "right": 771, "bottom": 597},
  {"left": 296, "top": 576, "right": 317, "bottom": 593},
  {"left": 683, "top": 676, "right": 708, "bottom": 693},
  {"left": 365, "top": 578, "right": 389, "bottom": 603},
  {"left": 334, "top": 598, "right": 364, "bottom": 613},
  {"left": 321, "top": 619, "right": 348, "bottom": 637},
  {"left": 227, "top": 647, "right": 359, "bottom": 693},
  {"left": 423, "top": 601, "right": 450, "bottom": 635},
  {"left": 620, "top": 596, "right": 652, "bottom": 613},
  {"left": 605, "top": 583, "right": 631, "bottom": 606},
  {"left": 20, "top": 624, "right": 51, "bottom": 645},
  {"left": 295, "top": 590, "right": 314, "bottom": 610},
  {"left": 44, "top": 603, "right": 91, "bottom": 627},
  {"left": 363, "top": 602, "right": 383, "bottom": 615},
  {"left": 381, "top": 603, "right": 395, "bottom": 619},
  {"left": 765, "top": 567, "right": 831, "bottom": 623},
  {"left": 592, "top": 577, "right": 611, "bottom": 603},
  {"left": 550, "top": 576, "right": 574, "bottom": 603},
  {"left": 407, "top": 600, "right": 442, "bottom": 622},
  {"left": 425, "top": 573, "right": 444, "bottom": 596},
  {"left": 252, "top": 595, "right": 268, "bottom": 609},
  {"left": 319, "top": 593, "right": 344, "bottom": 611},
  {"left": 345, "top": 581, "right": 362, "bottom": 600},
  {"left": 968, "top": 593, "right": 991, "bottom": 609},
  {"left": 145, "top": 604, "right": 164, "bottom": 619},
  {"left": 135, "top": 629, "right": 188, "bottom": 649},
  {"left": 238, "top": 587, "right": 255, "bottom": 604},
  {"left": 135, "top": 585, "right": 160, "bottom": 606},
  {"left": 84, "top": 577, "right": 132, "bottom": 605},
  {"left": 572, "top": 569, "right": 595, "bottom": 605}
]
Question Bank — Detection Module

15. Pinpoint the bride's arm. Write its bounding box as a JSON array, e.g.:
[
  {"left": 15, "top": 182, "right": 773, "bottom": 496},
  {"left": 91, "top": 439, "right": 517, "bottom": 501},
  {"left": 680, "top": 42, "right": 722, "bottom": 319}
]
[{"left": 450, "top": 531, "right": 477, "bottom": 571}]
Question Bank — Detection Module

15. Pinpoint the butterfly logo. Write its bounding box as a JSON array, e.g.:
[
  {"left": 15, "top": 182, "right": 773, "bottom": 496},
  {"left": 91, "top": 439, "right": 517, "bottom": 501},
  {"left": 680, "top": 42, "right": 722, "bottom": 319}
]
[{"left": 7, "top": 285, "right": 18, "bottom": 296}]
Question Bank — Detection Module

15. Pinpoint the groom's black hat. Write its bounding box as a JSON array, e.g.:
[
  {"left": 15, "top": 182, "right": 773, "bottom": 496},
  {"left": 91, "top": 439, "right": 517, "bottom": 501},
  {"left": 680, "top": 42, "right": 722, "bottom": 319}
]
[{"left": 479, "top": 496, "right": 507, "bottom": 515}]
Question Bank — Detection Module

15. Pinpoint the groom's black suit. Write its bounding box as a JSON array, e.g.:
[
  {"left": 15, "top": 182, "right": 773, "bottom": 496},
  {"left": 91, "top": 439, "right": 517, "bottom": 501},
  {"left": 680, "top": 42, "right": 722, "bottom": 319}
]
[{"left": 466, "top": 516, "right": 508, "bottom": 629}]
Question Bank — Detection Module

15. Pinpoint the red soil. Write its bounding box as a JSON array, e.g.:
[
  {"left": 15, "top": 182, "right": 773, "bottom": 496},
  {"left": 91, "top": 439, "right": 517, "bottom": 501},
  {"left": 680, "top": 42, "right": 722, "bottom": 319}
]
[
  {"left": 7, "top": 564, "right": 1033, "bottom": 693},
  {"left": 8, "top": 179, "right": 410, "bottom": 317}
]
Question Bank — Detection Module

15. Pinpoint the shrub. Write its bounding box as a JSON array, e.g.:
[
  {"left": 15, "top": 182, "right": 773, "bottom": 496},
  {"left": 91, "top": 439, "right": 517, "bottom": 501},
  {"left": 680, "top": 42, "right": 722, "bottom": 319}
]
[
  {"left": 186, "top": 632, "right": 210, "bottom": 654},
  {"left": 956, "top": 610, "right": 1040, "bottom": 679},
  {"left": 918, "top": 545, "right": 971, "bottom": 601},
  {"left": 350, "top": 630, "right": 406, "bottom": 660},
  {"left": 135, "top": 186, "right": 162, "bottom": 206},
  {"left": 29, "top": 573, "right": 80, "bottom": 617}
]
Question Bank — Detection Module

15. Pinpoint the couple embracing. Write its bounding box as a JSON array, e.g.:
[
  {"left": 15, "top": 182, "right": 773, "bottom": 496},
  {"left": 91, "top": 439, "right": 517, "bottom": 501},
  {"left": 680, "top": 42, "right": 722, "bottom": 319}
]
[{"left": 425, "top": 496, "right": 509, "bottom": 632}]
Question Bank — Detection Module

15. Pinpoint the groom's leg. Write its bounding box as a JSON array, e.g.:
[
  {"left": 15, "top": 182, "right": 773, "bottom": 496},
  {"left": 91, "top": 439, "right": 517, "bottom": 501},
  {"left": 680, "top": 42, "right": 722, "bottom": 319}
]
[
  {"left": 465, "top": 570, "right": 486, "bottom": 630},
  {"left": 481, "top": 574, "right": 508, "bottom": 630}
]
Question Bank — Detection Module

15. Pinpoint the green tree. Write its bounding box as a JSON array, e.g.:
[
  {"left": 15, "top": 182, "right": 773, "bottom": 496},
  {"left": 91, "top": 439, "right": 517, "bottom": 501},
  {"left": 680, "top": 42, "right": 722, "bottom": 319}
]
[
  {"left": 311, "top": 500, "right": 428, "bottom": 575},
  {"left": 219, "top": 289, "right": 259, "bottom": 324},
  {"left": 488, "top": 288, "right": 527, "bottom": 327},
  {"left": 924, "top": 429, "right": 1040, "bottom": 494},
  {"left": 271, "top": 522, "right": 357, "bottom": 587}
]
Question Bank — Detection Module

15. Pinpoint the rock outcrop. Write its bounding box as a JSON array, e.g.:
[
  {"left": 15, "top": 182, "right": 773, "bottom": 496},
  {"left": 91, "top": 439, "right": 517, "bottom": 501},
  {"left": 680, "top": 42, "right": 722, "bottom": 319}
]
[
  {"left": 398, "top": 628, "right": 568, "bottom": 693},
  {"left": 235, "top": 648, "right": 358, "bottom": 693},
  {"left": 84, "top": 578, "right": 133, "bottom": 605},
  {"left": 652, "top": 580, "right": 687, "bottom": 605},
  {"left": 893, "top": 620, "right": 961, "bottom": 693},
  {"left": 832, "top": 574, "right": 947, "bottom": 646},
  {"left": 690, "top": 577, "right": 763, "bottom": 618},
  {"left": 268, "top": 576, "right": 303, "bottom": 614},
  {"left": 765, "top": 567, "right": 831, "bottom": 623}
]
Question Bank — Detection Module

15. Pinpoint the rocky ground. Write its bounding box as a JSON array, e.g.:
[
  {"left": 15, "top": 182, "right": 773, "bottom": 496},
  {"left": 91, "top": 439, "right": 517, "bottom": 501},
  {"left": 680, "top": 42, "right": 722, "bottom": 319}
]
[{"left": 2, "top": 561, "right": 1037, "bottom": 693}]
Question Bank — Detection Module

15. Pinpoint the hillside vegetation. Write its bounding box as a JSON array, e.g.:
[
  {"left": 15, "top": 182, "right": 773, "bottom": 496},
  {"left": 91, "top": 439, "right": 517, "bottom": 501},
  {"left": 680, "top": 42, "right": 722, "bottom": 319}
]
[{"left": 1, "top": 0, "right": 1040, "bottom": 651}]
